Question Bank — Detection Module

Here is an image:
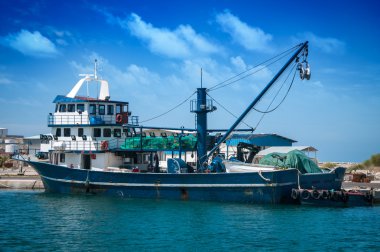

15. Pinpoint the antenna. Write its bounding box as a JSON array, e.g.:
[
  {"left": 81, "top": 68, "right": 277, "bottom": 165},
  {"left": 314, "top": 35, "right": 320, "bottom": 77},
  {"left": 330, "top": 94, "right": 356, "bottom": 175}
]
[
  {"left": 94, "top": 59, "right": 98, "bottom": 80},
  {"left": 201, "top": 68, "right": 203, "bottom": 88}
]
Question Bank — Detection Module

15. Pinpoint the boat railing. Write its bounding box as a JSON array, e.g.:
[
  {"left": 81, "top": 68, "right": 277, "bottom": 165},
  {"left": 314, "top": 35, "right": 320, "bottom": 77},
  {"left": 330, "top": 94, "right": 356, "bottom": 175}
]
[
  {"left": 48, "top": 114, "right": 117, "bottom": 125},
  {"left": 50, "top": 140, "right": 101, "bottom": 151},
  {"left": 49, "top": 138, "right": 126, "bottom": 152}
]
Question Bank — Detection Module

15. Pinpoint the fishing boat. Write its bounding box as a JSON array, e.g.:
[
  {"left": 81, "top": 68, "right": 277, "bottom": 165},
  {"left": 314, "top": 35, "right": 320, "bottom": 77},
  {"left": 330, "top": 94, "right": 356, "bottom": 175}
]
[{"left": 15, "top": 41, "right": 345, "bottom": 204}]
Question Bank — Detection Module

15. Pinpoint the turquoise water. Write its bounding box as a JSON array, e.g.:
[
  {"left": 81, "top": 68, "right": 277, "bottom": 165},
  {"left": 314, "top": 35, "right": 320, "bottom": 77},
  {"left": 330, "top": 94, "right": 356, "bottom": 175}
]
[{"left": 0, "top": 191, "right": 379, "bottom": 252}]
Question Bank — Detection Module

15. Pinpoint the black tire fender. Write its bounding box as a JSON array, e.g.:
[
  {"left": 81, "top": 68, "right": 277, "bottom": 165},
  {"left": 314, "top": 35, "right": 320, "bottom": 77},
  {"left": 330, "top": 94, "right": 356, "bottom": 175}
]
[
  {"left": 291, "top": 189, "right": 299, "bottom": 200},
  {"left": 312, "top": 189, "right": 321, "bottom": 200},
  {"left": 301, "top": 189, "right": 310, "bottom": 200}
]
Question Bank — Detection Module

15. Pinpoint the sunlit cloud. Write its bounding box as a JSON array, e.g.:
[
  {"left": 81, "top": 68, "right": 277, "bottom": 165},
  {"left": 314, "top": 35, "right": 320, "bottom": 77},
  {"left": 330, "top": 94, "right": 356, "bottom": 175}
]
[
  {"left": 216, "top": 10, "right": 273, "bottom": 52},
  {"left": 0, "top": 29, "right": 60, "bottom": 58},
  {"left": 95, "top": 9, "right": 221, "bottom": 59}
]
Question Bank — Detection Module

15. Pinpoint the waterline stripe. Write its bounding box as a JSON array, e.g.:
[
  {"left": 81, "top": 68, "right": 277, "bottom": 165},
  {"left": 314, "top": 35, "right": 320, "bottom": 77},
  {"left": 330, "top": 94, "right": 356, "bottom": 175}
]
[{"left": 40, "top": 175, "right": 296, "bottom": 188}]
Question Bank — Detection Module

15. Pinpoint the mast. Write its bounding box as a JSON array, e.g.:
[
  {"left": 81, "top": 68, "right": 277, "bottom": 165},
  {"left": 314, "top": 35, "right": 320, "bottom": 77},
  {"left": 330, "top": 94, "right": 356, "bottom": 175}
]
[
  {"left": 205, "top": 41, "right": 309, "bottom": 160},
  {"left": 190, "top": 68, "right": 217, "bottom": 170}
]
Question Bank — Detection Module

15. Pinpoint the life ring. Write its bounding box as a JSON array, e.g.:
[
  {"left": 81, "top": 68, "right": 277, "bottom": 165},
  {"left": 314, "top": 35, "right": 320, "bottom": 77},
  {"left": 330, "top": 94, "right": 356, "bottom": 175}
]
[
  {"left": 291, "top": 189, "right": 299, "bottom": 200},
  {"left": 101, "top": 141, "right": 109, "bottom": 150},
  {"left": 301, "top": 189, "right": 310, "bottom": 200},
  {"left": 312, "top": 189, "right": 321, "bottom": 200},
  {"left": 116, "top": 114, "right": 123, "bottom": 123}
]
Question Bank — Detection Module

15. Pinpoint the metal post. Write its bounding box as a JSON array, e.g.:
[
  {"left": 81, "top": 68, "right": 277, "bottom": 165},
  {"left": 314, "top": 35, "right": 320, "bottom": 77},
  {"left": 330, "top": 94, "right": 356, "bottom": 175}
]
[{"left": 196, "top": 88, "right": 207, "bottom": 169}]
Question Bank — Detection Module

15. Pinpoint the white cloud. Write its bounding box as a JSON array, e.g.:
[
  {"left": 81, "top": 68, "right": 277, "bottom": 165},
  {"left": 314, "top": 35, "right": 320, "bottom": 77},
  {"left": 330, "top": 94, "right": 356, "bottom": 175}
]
[
  {"left": 69, "top": 52, "right": 278, "bottom": 128},
  {"left": 1, "top": 29, "right": 59, "bottom": 58},
  {"left": 97, "top": 11, "right": 220, "bottom": 59},
  {"left": 0, "top": 77, "right": 12, "bottom": 85},
  {"left": 230, "top": 56, "right": 247, "bottom": 71},
  {"left": 308, "top": 80, "right": 324, "bottom": 88},
  {"left": 216, "top": 10, "right": 273, "bottom": 52},
  {"left": 70, "top": 52, "right": 162, "bottom": 90},
  {"left": 297, "top": 32, "right": 345, "bottom": 54},
  {"left": 126, "top": 13, "right": 190, "bottom": 58},
  {"left": 176, "top": 25, "right": 219, "bottom": 54},
  {"left": 44, "top": 26, "right": 74, "bottom": 47}
]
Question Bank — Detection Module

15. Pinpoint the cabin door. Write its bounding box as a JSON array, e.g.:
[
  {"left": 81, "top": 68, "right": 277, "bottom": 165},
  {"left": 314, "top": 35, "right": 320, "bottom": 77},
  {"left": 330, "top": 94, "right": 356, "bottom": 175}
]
[{"left": 82, "top": 154, "right": 91, "bottom": 170}]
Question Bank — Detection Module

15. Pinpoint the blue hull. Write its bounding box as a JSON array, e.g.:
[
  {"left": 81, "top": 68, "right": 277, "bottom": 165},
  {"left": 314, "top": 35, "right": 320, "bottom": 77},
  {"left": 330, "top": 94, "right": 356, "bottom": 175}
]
[
  {"left": 300, "top": 167, "right": 346, "bottom": 190},
  {"left": 25, "top": 161, "right": 345, "bottom": 204},
  {"left": 27, "top": 161, "right": 299, "bottom": 204}
]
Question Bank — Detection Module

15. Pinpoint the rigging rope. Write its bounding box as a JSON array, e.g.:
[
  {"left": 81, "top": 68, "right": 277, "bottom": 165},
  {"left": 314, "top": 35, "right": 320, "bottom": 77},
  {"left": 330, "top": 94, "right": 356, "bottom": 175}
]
[
  {"left": 253, "top": 62, "right": 297, "bottom": 114},
  {"left": 206, "top": 93, "right": 254, "bottom": 129},
  {"left": 207, "top": 44, "right": 301, "bottom": 92},
  {"left": 253, "top": 63, "right": 298, "bottom": 130},
  {"left": 139, "top": 91, "right": 196, "bottom": 123}
]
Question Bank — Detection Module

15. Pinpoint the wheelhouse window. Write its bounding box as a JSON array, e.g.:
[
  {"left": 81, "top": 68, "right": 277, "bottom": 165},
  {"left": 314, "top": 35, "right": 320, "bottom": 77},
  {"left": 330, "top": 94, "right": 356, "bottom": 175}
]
[
  {"left": 59, "top": 104, "right": 66, "bottom": 112},
  {"left": 64, "top": 128, "right": 71, "bottom": 137},
  {"left": 99, "top": 105, "right": 105, "bottom": 115},
  {"left": 103, "top": 128, "right": 111, "bottom": 137},
  {"left": 89, "top": 104, "right": 96, "bottom": 115},
  {"left": 68, "top": 104, "right": 75, "bottom": 112},
  {"left": 107, "top": 105, "right": 114, "bottom": 115},
  {"left": 78, "top": 128, "right": 84, "bottom": 137},
  {"left": 56, "top": 128, "right": 61, "bottom": 137},
  {"left": 114, "top": 128, "right": 121, "bottom": 138},
  {"left": 93, "top": 128, "right": 101, "bottom": 137},
  {"left": 60, "top": 153, "right": 65, "bottom": 163},
  {"left": 77, "top": 104, "right": 84, "bottom": 113}
]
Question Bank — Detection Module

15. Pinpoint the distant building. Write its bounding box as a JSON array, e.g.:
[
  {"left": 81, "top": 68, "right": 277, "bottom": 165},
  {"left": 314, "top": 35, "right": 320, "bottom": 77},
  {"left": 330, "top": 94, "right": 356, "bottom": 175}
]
[
  {"left": 0, "top": 127, "right": 24, "bottom": 160},
  {"left": 23, "top": 135, "right": 47, "bottom": 156}
]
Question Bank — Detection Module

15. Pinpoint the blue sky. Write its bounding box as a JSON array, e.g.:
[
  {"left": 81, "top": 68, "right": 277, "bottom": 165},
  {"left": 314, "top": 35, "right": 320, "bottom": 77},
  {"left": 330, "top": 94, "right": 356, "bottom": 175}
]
[{"left": 0, "top": 0, "right": 379, "bottom": 162}]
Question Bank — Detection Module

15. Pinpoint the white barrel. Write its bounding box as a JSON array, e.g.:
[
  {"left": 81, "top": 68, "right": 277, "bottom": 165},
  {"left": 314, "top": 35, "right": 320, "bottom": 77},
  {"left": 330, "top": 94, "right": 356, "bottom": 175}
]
[
  {"left": 5, "top": 139, "right": 18, "bottom": 153},
  {"left": 0, "top": 128, "right": 8, "bottom": 138}
]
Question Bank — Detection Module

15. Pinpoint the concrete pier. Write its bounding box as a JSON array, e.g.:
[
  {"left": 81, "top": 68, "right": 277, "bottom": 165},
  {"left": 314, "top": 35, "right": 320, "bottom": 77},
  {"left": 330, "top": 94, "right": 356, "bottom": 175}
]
[
  {"left": 0, "top": 177, "right": 44, "bottom": 189},
  {"left": 0, "top": 167, "right": 44, "bottom": 190}
]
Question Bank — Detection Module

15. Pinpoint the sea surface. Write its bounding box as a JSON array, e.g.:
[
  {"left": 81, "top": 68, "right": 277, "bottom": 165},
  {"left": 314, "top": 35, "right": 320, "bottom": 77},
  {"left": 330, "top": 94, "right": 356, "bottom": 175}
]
[{"left": 0, "top": 190, "right": 379, "bottom": 252}]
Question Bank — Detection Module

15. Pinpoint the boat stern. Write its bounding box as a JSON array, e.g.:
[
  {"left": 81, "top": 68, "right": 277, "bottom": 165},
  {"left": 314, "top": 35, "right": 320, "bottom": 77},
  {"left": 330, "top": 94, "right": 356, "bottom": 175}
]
[{"left": 300, "top": 166, "right": 346, "bottom": 190}]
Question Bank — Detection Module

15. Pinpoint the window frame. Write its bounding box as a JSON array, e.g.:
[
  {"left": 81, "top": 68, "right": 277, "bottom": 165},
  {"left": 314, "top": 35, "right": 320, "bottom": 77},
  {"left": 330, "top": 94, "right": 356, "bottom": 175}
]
[
  {"left": 99, "top": 105, "right": 105, "bottom": 115},
  {"left": 63, "top": 128, "right": 71, "bottom": 137},
  {"left": 77, "top": 104, "right": 85, "bottom": 113},
  {"left": 114, "top": 128, "right": 121, "bottom": 138},
  {"left": 103, "top": 128, "right": 111, "bottom": 137},
  {"left": 89, "top": 104, "right": 97, "bottom": 115},
  {"left": 78, "top": 128, "right": 84, "bottom": 137},
  {"left": 59, "top": 104, "right": 66, "bottom": 112},
  {"left": 93, "top": 128, "right": 101, "bottom": 137},
  {"left": 107, "top": 105, "right": 114, "bottom": 115},
  {"left": 67, "top": 104, "right": 76, "bottom": 112}
]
